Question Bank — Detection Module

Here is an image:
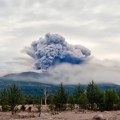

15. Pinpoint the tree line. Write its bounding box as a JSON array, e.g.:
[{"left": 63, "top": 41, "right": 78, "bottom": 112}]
[
  {"left": 0, "top": 84, "right": 41, "bottom": 113},
  {"left": 48, "top": 81, "right": 120, "bottom": 111},
  {"left": 0, "top": 81, "right": 120, "bottom": 113}
]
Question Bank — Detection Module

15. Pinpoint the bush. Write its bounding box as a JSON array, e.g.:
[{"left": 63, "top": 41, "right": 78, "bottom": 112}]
[
  {"left": 21, "top": 105, "right": 26, "bottom": 111},
  {"left": 49, "top": 104, "right": 55, "bottom": 111},
  {"left": 2, "top": 105, "right": 11, "bottom": 112}
]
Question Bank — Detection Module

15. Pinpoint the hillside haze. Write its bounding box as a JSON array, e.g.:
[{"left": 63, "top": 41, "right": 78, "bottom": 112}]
[
  {"left": 0, "top": 71, "right": 120, "bottom": 96},
  {"left": 3, "top": 71, "right": 50, "bottom": 82}
]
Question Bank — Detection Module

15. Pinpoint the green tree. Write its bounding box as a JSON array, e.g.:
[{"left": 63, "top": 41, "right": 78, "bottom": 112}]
[
  {"left": 48, "top": 94, "right": 56, "bottom": 111},
  {"left": 78, "top": 93, "right": 88, "bottom": 109},
  {"left": 74, "top": 85, "right": 84, "bottom": 104},
  {"left": 54, "top": 83, "right": 67, "bottom": 111},
  {"left": 7, "top": 84, "right": 23, "bottom": 114},
  {"left": 67, "top": 95, "right": 75, "bottom": 110},
  {"left": 0, "top": 88, "right": 9, "bottom": 111},
  {"left": 86, "top": 81, "right": 104, "bottom": 110},
  {"left": 105, "top": 90, "right": 119, "bottom": 110},
  {"left": 94, "top": 89, "right": 105, "bottom": 111}
]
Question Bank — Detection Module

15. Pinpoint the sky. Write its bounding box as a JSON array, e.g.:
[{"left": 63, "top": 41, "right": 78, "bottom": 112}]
[{"left": 0, "top": 0, "right": 120, "bottom": 84}]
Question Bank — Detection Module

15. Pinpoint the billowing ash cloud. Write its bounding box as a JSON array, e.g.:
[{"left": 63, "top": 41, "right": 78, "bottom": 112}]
[{"left": 25, "top": 33, "right": 91, "bottom": 70}]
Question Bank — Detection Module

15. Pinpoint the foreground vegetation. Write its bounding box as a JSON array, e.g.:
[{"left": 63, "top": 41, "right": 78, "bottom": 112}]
[
  {"left": 48, "top": 81, "right": 120, "bottom": 111},
  {"left": 0, "top": 81, "right": 120, "bottom": 114}
]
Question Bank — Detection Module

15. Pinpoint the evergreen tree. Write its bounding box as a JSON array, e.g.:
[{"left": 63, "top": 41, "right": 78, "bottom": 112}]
[
  {"left": 0, "top": 88, "right": 9, "bottom": 111},
  {"left": 7, "top": 84, "right": 22, "bottom": 114},
  {"left": 67, "top": 95, "right": 75, "bottom": 110},
  {"left": 94, "top": 89, "right": 105, "bottom": 111},
  {"left": 74, "top": 85, "right": 84, "bottom": 104},
  {"left": 48, "top": 94, "right": 55, "bottom": 111},
  {"left": 78, "top": 93, "right": 88, "bottom": 109},
  {"left": 105, "top": 90, "right": 119, "bottom": 110},
  {"left": 86, "top": 81, "right": 104, "bottom": 110},
  {"left": 54, "top": 83, "right": 67, "bottom": 111}
]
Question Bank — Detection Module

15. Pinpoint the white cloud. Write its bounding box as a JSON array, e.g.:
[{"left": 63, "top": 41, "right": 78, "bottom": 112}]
[{"left": 47, "top": 59, "right": 120, "bottom": 84}]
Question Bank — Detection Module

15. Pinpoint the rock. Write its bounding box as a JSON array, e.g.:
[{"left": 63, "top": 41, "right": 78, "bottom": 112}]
[
  {"left": 31, "top": 107, "right": 38, "bottom": 112},
  {"left": 41, "top": 105, "right": 50, "bottom": 112},
  {"left": 93, "top": 114, "right": 105, "bottom": 120}
]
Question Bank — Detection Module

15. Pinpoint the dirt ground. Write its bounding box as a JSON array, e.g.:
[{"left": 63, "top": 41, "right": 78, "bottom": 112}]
[{"left": 0, "top": 110, "right": 120, "bottom": 120}]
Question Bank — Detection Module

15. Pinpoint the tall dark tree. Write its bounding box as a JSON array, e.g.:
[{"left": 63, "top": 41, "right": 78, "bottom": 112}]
[
  {"left": 54, "top": 83, "right": 67, "bottom": 111},
  {"left": 78, "top": 93, "right": 88, "bottom": 109},
  {"left": 74, "top": 85, "right": 84, "bottom": 104},
  {"left": 0, "top": 88, "right": 9, "bottom": 111},
  {"left": 7, "top": 84, "right": 22, "bottom": 114},
  {"left": 95, "top": 89, "right": 105, "bottom": 111},
  {"left": 105, "top": 90, "right": 119, "bottom": 110},
  {"left": 86, "top": 81, "right": 104, "bottom": 110},
  {"left": 67, "top": 95, "right": 75, "bottom": 110}
]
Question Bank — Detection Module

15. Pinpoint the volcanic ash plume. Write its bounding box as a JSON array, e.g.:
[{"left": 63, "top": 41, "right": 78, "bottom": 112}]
[{"left": 25, "top": 33, "right": 91, "bottom": 70}]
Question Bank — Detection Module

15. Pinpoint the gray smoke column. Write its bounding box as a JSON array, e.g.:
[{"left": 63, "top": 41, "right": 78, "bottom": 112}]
[{"left": 25, "top": 33, "right": 91, "bottom": 70}]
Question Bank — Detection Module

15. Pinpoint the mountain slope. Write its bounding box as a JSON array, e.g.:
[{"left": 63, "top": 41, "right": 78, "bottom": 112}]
[
  {"left": 0, "top": 71, "right": 120, "bottom": 96},
  {"left": 2, "top": 71, "right": 51, "bottom": 83},
  {"left": 0, "top": 75, "right": 120, "bottom": 96}
]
